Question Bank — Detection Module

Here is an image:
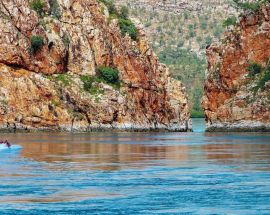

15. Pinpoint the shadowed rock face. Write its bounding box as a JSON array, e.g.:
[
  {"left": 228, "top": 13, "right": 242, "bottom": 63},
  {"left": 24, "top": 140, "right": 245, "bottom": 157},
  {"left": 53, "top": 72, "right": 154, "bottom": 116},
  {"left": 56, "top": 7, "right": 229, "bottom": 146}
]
[
  {"left": 202, "top": 4, "right": 270, "bottom": 131},
  {"left": 0, "top": 0, "right": 191, "bottom": 132}
]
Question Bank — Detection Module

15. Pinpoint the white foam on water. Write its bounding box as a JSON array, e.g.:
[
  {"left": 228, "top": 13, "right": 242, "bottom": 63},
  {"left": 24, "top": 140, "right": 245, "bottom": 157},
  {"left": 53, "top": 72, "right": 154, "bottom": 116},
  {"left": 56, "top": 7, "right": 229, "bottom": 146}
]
[
  {"left": 0, "top": 144, "right": 22, "bottom": 152},
  {"left": 0, "top": 145, "right": 8, "bottom": 151}
]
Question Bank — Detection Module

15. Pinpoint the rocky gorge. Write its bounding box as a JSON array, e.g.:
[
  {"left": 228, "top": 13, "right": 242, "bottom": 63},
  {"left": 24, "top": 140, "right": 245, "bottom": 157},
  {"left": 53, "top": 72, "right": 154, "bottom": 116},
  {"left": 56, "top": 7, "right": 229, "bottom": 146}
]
[
  {"left": 0, "top": 0, "right": 191, "bottom": 132},
  {"left": 202, "top": 3, "right": 270, "bottom": 131}
]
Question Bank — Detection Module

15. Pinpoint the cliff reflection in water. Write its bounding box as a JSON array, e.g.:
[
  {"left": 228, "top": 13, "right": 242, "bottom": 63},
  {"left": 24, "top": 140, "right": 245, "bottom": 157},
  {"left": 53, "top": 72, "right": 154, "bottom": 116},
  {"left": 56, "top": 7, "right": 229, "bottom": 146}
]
[
  {"left": 19, "top": 141, "right": 189, "bottom": 171},
  {"left": 2, "top": 132, "right": 269, "bottom": 171}
]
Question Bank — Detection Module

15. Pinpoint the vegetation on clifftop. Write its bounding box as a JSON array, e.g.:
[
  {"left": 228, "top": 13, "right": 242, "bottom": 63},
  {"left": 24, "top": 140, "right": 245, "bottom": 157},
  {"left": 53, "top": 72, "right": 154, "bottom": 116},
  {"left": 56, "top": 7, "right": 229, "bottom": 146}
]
[
  {"left": 99, "top": 0, "right": 138, "bottom": 40},
  {"left": 233, "top": 0, "right": 267, "bottom": 12}
]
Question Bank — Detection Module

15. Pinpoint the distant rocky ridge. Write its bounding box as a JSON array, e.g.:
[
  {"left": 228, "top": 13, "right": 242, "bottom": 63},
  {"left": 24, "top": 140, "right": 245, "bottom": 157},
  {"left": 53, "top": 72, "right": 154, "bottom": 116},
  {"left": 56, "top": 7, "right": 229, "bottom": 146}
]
[
  {"left": 202, "top": 4, "right": 270, "bottom": 131},
  {"left": 116, "top": 0, "right": 234, "bottom": 14},
  {"left": 0, "top": 0, "right": 191, "bottom": 132}
]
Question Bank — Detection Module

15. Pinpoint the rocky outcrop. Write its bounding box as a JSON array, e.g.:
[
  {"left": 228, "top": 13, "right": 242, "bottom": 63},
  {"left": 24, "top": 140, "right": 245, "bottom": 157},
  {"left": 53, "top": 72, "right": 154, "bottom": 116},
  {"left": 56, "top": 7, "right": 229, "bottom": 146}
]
[
  {"left": 202, "top": 4, "right": 270, "bottom": 131},
  {"left": 0, "top": 0, "right": 191, "bottom": 132}
]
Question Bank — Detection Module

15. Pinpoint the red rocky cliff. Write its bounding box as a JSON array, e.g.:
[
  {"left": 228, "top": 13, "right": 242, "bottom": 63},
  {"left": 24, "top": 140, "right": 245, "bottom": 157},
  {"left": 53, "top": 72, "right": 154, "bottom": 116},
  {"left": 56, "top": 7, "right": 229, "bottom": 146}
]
[
  {"left": 0, "top": 0, "right": 191, "bottom": 131},
  {"left": 202, "top": 4, "right": 270, "bottom": 131}
]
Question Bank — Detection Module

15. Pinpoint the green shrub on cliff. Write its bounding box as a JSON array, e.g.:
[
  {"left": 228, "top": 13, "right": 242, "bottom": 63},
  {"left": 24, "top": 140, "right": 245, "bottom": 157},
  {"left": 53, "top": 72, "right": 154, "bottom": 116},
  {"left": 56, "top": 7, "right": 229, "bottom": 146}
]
[
  {"left": 98, "top": 0, "right": 138, "bottom": 41},
  {"left": 120, "top": 6, "right": 129, "bottom": 19},
  {"left": 249, "top": 61, "right": 270, "bottom": 92},
  {"left": 223, "top": 16, "right": 237, "bottom": 28},
  {"left": 98, "top": 67, "right": 120, "bottom": 85},
  {"left": 80, "top": 67, "right": 120, "bottom": 94},
  {"left": 248, "top": 62, "right": 262, "bottom": 77},
  {"left": 55, "top": 74, "right": 71, "bottom": 86},
  {"left": 30, "top": 35, "right": 44, "bottom": 54},
  {"left": 118, "top": 18, "right": 138, "bottom": 41},
  {"left": 256, "top": 67, "right": 270, "bottom": 90},
  {"left": 80, "top": 76, "right": 103, "bottom": 94},
  {"left": 30, "top": 0, "right": 45, "bottom": 16}
]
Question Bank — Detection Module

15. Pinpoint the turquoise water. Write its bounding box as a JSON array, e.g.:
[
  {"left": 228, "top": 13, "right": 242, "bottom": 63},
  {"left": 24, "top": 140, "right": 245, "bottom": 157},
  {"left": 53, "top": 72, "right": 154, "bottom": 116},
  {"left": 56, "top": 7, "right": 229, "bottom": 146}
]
[{"left": 0, "top": 119, "right": 270, "bottom": 214}]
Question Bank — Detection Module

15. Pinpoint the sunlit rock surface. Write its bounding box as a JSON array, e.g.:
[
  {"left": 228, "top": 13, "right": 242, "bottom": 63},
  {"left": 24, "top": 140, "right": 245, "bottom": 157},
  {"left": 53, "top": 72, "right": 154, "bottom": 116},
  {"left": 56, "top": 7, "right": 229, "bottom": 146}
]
[
  {"left": 202, "top": 4, "right": 270, "bottom": 131},
  {"left": 0, "top": 0, "right": 191, "bottom": 131}
]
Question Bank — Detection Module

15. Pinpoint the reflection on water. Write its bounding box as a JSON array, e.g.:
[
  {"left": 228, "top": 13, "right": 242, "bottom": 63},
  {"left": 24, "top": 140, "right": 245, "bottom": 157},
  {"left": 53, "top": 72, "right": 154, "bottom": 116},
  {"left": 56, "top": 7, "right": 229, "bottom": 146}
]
[
  {"left": 0, "top": 119, "right": 270, "bottom": 214},
  {"left": 1, "top": 132, "right": 269, "bottom": 171},
  {"left": 19, "top": 142, "right": 190, "bottom": 171}
]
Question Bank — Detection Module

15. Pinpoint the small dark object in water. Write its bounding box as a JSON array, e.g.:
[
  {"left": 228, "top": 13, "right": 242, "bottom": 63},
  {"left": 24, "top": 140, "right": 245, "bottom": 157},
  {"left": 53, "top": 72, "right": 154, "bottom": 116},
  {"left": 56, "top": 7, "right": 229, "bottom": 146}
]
[{"left": 0, "top": 140, "right": 11, "bottom": 148}]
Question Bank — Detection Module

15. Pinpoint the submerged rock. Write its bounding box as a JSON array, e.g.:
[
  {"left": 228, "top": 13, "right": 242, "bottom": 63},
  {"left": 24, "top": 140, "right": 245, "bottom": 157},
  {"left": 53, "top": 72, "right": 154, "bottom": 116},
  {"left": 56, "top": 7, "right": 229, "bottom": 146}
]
[
  {"left": 0, "top": 0, "right": 191, "bottom": 132},
  {"left": 202, "top": 4, "right": 270, "bottom": 131}
]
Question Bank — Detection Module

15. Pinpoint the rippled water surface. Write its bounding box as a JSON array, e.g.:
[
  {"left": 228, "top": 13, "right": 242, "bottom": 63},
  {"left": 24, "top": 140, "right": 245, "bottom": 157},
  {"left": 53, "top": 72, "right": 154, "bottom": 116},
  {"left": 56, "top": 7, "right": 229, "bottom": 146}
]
[{"left": 1, "top": 119, "right": 270, "bottom": 214}]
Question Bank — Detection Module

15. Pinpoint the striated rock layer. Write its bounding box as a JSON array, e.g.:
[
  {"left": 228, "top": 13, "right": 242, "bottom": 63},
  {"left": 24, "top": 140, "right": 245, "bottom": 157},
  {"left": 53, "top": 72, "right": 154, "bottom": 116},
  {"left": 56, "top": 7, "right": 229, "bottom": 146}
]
[
  {"left": 0, "top": 0, "right": 191, "bottom": 132},
  {"left": 202, "top": 4, "right": 270, "bottom": 131}
]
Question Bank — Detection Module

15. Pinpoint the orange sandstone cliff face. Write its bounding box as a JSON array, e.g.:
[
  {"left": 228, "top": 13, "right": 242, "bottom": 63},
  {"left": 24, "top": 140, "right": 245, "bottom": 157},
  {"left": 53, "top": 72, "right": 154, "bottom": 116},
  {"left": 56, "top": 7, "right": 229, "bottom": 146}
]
[
  {"left": 0, "top": 0, "right": 191, "bottom": 131},
  {"left": 202, "top": 4, "right": 270, "bottom": 131}
]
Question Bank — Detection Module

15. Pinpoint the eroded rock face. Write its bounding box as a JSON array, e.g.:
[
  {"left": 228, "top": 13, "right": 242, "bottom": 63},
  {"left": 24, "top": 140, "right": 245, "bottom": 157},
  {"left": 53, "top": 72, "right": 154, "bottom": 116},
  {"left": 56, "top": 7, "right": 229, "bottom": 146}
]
[
  {"left": 0, "top": 0, "right": 191, "bottom": 131},
  {"left": 202, "top": 4, "right": 270, "bottom": 131}
]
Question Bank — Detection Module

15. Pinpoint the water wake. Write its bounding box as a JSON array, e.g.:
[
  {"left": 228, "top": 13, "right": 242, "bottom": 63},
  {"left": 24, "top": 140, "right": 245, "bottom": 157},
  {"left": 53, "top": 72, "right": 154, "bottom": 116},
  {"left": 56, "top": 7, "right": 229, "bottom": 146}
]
[{"left": 0, "top": 144, "right": 22, "bottom": 152}]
